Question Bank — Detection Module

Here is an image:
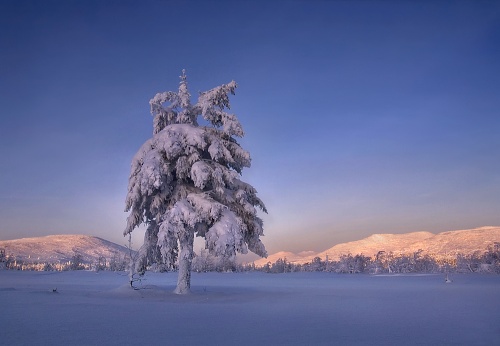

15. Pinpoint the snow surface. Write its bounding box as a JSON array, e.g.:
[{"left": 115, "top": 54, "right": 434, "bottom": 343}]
[{"left": 1, "top": 271, "right": 499, "bottom": 345}]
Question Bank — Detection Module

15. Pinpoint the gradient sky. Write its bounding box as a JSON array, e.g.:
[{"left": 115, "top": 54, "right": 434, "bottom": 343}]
[{"left": 1, "top": 1, "right": 499, "bottom": 256}]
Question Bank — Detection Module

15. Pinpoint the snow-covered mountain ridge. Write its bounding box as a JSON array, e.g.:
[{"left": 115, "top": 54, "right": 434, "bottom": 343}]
[
  {"left": 0, "top": 235, "right": 129, "bottom": 265},
  {"left": 3, "top": 226, "right": 499, "bottom": 268},
  {"left": 254, "top": 226, "right": 500, "bottom": 266}
]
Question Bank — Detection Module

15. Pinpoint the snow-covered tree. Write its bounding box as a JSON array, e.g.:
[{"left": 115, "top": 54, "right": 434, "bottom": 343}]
[{"left": 124, "top": 71, "right": 267, "bottom": 293}]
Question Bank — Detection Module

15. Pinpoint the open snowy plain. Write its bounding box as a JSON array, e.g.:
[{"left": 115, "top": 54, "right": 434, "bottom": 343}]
[{"left": 1, "top": 271, "right": 499, "bottom": 345}]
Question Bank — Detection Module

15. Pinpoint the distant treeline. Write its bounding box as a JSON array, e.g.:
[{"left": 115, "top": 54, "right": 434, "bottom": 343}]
[
  {"left": 0, "top": 249, "right": 128, "bottom": 272},
  {"left": 253, "top": 243, "right": 500, "bottom": 274},
  {"left": 1, "top": 243, "right": 499, "bottom": 274}
]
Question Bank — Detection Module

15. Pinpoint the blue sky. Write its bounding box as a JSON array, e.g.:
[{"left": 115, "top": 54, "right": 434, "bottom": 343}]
[{"left": 1, "top": 1, "right": 499, "bottom": 255}]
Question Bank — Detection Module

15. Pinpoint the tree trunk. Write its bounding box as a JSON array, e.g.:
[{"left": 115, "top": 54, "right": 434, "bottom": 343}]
[{"left": 174, "top": 230, "right": 194, "bottom": 294}]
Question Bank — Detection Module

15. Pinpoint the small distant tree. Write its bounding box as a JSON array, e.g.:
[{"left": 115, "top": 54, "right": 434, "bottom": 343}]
[
  {"left": 475, "top": 242, "right": 500, "bottom": 274},
  {"left": 369, "top": 250, "right": 387, "bottom": 274},
  {"left": 95, "top": 256, "right": 107, "bottom": 272},
  {"left": 70, "top": 252, "right": 84, "bottom": 270},
  {"left": 273, "top": 258, "right": 285, "bottom": 273},
  {"left": 192, "top": 249, "right": 215, "bottom": 272},
  {"left": 456, "top": 251, "right": 483, "bottom": 273},
  {"left": 0, "top": 248, "right": 5, "bottom": 270},
  {"left": 262, "top": 262, "right": 271, "bottom": 273},
  {"left": 109, "top": 251, "right": 127, "bottom": 271},
  {"left": 124, "top": 71, "right": 267, "bottom": 294},
  {"left": 309, "top": 256, "right": 324, "bottom": 272},
  {"left": 216, "top": 255, "right": 237, "bottom": 272}
]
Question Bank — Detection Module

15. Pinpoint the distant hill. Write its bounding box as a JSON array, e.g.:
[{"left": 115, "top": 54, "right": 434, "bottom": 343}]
[
  {"left": 0, "top": 235, "right": 130, "bottom": 265},
  {"left": 254, "top": 226, "right": 500, "bottom": 266}
]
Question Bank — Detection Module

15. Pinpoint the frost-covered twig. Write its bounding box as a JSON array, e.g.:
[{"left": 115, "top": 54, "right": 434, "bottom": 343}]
[{"left": 126, "top": 235, "right": 143, "bottom": 290}]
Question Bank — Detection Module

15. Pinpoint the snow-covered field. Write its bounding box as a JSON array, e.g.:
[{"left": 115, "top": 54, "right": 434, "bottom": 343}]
[{"left": 1, "top": 271, "right": 499, "bottom": 345}]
